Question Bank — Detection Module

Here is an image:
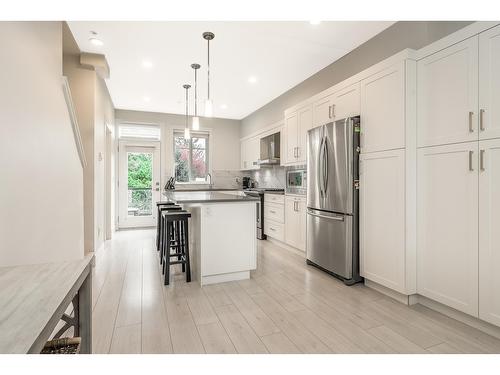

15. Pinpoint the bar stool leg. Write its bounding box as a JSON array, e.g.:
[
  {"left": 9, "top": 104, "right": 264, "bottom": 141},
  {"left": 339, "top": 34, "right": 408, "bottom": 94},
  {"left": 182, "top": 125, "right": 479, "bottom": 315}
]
[
  {"left": 156, "top": 207, "right": 161, "bottom": 251},
  {"left": 184, "top": 219, "right": 191, "bottom": 283},
  {"left": 164, "top": 220, "right": 171, "bottom": 285}
]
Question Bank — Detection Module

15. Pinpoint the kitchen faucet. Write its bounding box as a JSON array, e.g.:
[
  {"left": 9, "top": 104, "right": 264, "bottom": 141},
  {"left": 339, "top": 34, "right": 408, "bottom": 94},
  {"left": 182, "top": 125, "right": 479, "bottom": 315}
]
[{"left": 206, "top": 173, "right": 212, "bottom": 186}]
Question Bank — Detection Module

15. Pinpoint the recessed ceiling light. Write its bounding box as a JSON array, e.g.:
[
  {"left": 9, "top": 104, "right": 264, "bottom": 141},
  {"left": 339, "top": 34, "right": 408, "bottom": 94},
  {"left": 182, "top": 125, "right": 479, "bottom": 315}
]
[
  {"left": 248, "top": 76, "right": 257, "bottom": 84},
  {"left": 309, "top": 20, "right": 321, "bottom": 25},
  {"left": 143, "top": 96, "right": 151, "bottom": 102},
  {"left": 220, "top": 104, "right": 228, "bottom": 109},
  {"left": 89, "top": 38, "right": 104, "bottom": 46},
  {"left": 142, "top": 60, "right": 153, "bottom": 69}
]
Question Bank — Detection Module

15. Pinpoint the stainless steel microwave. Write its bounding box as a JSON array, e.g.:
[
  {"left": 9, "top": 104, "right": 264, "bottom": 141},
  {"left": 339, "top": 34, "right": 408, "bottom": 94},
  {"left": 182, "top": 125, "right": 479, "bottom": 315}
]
[{"left": 286, "top": 169, "right": 306, "bottom": 195}]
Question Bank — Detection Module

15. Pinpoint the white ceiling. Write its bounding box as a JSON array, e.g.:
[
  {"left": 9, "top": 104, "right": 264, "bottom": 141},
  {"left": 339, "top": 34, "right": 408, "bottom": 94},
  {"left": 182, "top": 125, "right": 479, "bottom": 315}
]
[{"left": 68, "top": 21, "right": 394, "bottom": 120}]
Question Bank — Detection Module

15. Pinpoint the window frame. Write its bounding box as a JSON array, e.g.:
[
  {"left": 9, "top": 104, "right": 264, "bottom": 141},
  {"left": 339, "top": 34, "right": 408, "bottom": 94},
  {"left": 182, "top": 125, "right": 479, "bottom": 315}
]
[{"left": 173, "top": 130, "right": 211, "bottom": 184}]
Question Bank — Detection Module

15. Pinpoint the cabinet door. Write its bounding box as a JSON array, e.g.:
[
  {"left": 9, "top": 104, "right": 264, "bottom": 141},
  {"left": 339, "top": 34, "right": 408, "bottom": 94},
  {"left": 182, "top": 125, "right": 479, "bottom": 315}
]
[
  {"left": 360, "top": 61, "right": 405, "bottom": 153},
  {"left": 479, "top": 25, "right": 500, "bottom": 141},
  {"left": 298, "top": 105, "right": 312, "bottom": 163},
  {"left": 284, "top": 196, "right": 299, "bottom": 248},
  {"left": 479, "top": 139, "right": 500, "bottom": 326},
  {"left": 247, "top": 136, "right": 260, "bottom": 170},
  {"left": 240, "top": 139, "right": 247, "bottom": 170},
  {"left": 417, "top": 142, "right": 479, "bottom": 316},
  {"left": 285, "top": 113, "right": 298, "bottom": 164},
  {"left": 297, "top": 197, "right": 307, "bottom": 252},
  {"left": 417, "top": 36, "right": 479, "bottom": 147},
  {"left": 360, "top": 149, "right": 406, "bottom": 293},
  {"left": 332, "top": 83, "right": 360, "bottom": 121},
  {"left": 313, "top": 94, "right": 334, "bottom": 128}
]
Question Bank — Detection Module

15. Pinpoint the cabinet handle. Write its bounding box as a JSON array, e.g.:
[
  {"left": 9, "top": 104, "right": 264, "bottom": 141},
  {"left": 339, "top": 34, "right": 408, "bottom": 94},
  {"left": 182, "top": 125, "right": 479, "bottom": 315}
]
[
  {"left": 269, "top": 227, "right": 276, "bottom": 231},
  {"left": 296, "top": 147, "right": 300, "bottom": 158},
  {"left": 469, "top": 150, "right": 474, "bottom": 171},
  {"left": 480, "top": 149, "right": 485, "bottom": 171},
  {"left": 270, "top": 210, "right": 276, "bottom": 214},
  {"left": 328, "top": 105, "right": 332, "bottom": 119},
  {"left": 332, "top": 104, "right": 336, "bottom": 119},
  {"left": 469, "top": 111, "right": 474, "bottom": 133},
  {"left": 480, "top": 109, "right": 485, "bottom": 131}
]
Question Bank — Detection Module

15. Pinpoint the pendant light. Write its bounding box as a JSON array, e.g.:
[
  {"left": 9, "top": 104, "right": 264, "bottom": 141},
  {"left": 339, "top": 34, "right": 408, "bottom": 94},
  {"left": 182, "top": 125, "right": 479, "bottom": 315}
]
[
  {"left": 183, "top": 84, "right": 191, "bottom": 139},
  {"left": 191, "top": 63, "right": 201, "bottom": 130},
  {"left": 203, "top": 31, "right": 215, "bottom": 117}
]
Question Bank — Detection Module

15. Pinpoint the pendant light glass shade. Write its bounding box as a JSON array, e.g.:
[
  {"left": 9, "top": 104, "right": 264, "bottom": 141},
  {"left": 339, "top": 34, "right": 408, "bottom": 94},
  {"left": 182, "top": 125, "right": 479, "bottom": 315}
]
[
  {"left": 192, "top": 116, "right": 200, "bottom": 130},
  {"left": 204, "top": 99, "right": 213, "bottom": 118},
  {"left": 183, "top": 84, "right": 191, "bottom": 139},
  {"left": 203, "top": 32, "right": 215, "bottom": 117}
]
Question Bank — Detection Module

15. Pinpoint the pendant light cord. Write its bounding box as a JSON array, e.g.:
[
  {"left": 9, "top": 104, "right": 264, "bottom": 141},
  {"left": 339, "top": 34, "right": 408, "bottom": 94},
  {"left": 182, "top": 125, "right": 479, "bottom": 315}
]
[
  {"left": 194, "top": 68, "right": 198, "bottom": 116},
  {"left": 185, "top": 86, "right": 189, "bottom": 127},
  {"left": 207, "top": 39, "right": 210, "bottom": 100}
]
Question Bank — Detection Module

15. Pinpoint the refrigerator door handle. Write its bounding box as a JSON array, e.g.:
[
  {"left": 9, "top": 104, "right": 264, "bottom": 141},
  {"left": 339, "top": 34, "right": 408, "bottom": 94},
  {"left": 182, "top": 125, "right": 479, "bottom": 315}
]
[
  {"left": 307, "top": 209, "right": 344, "bottom": 221},
  {"left": 323, "top": 138, "right": 329, "bottom": 195},
  {"left": 318, "top": 136, "right": 325, "bottom": 197}
]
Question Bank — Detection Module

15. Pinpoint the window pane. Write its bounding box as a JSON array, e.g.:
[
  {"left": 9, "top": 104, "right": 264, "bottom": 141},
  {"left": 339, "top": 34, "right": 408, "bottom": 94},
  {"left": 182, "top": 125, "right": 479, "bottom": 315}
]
[
  {"left": 120, "top": 124, "right": 160, "bottom": 140},
  {"left": 192, "top": 137, "right": 206, "bottom": 149},
  {"left": 175, "top": 148, "right": 190, "bottom": 182},
  {"left": 127, "top": 152, "right": 153, "bottom": 216},
  {"left": 175, "top": 136, "right": 190, "bottom": 148},
  {"left": 191, "top": 148, "right": 207, "bottom": 179}
]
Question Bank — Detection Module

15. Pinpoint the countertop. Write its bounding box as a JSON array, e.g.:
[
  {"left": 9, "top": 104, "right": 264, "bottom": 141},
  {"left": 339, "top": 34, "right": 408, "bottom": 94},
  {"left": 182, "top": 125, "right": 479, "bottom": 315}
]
[
  {"left": 172, "top": 188, "right": 241, "bottom": 192},
  {"left": 164, "top": 190, "right": 259, "bottom": 204}
]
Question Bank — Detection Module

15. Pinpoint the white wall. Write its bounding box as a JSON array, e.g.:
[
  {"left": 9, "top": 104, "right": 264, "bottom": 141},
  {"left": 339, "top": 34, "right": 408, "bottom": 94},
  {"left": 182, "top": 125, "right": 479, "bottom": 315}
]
[
  {"left": 115, "top": 109, "right": 241, "bottom": 188},
  {"left": 0, "top": 22, "right": 84, "bottom": 266}
]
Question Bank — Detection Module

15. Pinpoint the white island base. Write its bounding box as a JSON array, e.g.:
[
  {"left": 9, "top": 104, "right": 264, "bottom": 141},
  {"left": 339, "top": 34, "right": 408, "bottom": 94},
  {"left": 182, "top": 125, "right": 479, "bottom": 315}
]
[{"left": 185, "top": 201, "right": 257, "bottom": 286}]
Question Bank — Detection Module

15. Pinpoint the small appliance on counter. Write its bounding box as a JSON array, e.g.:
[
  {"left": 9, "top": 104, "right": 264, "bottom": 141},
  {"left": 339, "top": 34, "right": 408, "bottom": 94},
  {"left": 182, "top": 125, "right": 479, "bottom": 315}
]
[
  {"left": 164, "top": 177, "right": 175, "bottom": 190},
  {"left": 242, "top": 176, "right": 251, "bottom": 189}
]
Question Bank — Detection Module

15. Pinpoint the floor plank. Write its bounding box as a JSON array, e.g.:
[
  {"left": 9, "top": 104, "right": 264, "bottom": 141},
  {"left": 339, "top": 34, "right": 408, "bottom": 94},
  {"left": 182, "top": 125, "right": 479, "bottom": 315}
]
[
  {"left": 197, "top": 321, "right": 237, "bottom": 354},
  {"left": 260, "top": 332, "right": 301, "bottom": 354},
  {"left": 109, "top": 324, "right": 142, "bottom": 354}
]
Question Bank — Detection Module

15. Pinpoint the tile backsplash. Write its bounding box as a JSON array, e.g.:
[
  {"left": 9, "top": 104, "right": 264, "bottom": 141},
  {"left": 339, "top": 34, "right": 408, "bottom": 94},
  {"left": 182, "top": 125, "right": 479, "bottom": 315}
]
[{"left": 251, "top": 166, "right": 285, "bottom": 189}]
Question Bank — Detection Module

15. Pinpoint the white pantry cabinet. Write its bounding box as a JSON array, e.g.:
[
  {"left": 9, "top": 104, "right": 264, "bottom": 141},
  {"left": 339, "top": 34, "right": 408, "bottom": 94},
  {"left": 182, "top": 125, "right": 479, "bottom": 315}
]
[
  {"left": 284, "top": 104, "right": 312, "bottom": 165},
  {"left": 360, "top": 61, "right": 406, "bottom": 153},
  {"left": 417, "top": 36, "right": 479, "bottom": 147},
  {"left": 479, "top": 138, "right": 500, "bottom": 326},
  {"left": 417, "top": 142, "right": 479, "bottom": 316},
  {"left": 479, "top": 24, "right": 500, "bottom": 141},
  {"left": 312, "top": 83, "right": 360, "bottom": 128},
  {"left": 284, "top": 195, "right": 306, "bottom": 251},
  {"left": 360, "top": 149, "right": 407, "bottom": 294}
]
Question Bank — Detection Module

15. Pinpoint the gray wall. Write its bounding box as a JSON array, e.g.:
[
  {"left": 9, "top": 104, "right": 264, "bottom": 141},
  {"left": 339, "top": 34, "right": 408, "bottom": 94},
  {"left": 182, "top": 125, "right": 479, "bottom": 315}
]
[{"left": 241, "top": 21, "right": 473, "bottom": 137}]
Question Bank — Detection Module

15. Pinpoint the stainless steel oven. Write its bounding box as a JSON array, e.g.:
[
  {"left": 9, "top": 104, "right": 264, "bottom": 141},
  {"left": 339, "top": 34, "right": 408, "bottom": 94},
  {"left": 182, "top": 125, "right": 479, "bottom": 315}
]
[{"left": 286, "top": 169, "right": 306, "bottom": 195}]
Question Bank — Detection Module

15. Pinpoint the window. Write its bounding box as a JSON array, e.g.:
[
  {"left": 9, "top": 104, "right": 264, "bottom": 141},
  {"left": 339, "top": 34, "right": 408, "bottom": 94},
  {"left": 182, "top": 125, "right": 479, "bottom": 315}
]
[
  {"left": 119, "top": 123, "right": 160, "bottom": 140},
  {"left": 174, "top": 131, "right": 210, "bottom": 183}
]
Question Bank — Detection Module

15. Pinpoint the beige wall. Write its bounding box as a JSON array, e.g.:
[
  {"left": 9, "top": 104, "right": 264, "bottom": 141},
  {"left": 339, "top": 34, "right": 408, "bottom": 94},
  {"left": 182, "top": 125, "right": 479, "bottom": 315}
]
[
  {"left": 0, "top": 22, "right": 84, "bottom": 266},
  {"left": 241, "top": 21, "right": 473, "bottom": 137},
  {"left": 115, "top": 109, "right": 241, "bottom": 188},
  {"left": 63, "top": 24, "right": 115, "bottom": 253}
]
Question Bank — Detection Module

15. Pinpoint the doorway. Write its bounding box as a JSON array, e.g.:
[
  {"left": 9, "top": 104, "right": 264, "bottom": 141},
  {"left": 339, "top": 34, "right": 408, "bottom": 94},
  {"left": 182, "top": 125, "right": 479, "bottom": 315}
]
[{"left": 118, "top": 141, "right": 161, "bottom": 228}]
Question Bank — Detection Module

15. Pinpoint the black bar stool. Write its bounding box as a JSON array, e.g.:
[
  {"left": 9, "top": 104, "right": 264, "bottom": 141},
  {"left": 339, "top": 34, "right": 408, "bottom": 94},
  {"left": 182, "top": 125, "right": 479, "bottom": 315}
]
[
  {"left": 156, "top": 201, "right": 176, "bottom": 252},
  {"left": 158, "top": 205, "right": 183, "bottom": 267},
  {"left": 161, "top": 210, "right": 191, "bottom": 286}
]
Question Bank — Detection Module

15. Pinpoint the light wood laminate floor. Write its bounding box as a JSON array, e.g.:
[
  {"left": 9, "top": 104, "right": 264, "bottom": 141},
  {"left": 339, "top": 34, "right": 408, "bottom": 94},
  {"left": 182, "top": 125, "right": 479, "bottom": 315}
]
[{"left": 91, "top": 229, "right": 500, "bottom": 354}]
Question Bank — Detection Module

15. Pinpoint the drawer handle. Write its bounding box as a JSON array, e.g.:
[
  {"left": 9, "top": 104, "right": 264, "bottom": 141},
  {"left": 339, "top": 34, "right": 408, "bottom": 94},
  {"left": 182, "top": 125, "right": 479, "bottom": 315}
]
[
  {"left": 270, "top": 210, "right": 276, "bottom": 214},
  {"left": 269, "top": 227, "right": 276, "bottom": 231}
]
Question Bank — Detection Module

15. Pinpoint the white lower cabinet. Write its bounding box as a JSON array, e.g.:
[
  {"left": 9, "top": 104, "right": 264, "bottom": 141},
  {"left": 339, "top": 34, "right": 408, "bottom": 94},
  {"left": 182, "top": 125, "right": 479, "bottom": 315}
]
[
  {"left": 360, "top": 149, "right": 407, "bottom": 293},
  {"left": 417, "top": 142, "right": 479, "bottom": 316},
  {"left": 264, "top": 193, "right": 285, "bottom": 242},
  {"left": 479, "top": 139, "right": 500, "bottom": 326},
  {"left": 285, "top": 196, "right": 306, "bottom": 251}
]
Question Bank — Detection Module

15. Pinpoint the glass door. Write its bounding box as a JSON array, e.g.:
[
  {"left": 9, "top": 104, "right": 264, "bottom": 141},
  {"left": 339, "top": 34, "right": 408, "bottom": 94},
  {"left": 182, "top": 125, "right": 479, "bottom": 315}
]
[{"left": 118, "top": 141, "right": 160, "bottom": 228}]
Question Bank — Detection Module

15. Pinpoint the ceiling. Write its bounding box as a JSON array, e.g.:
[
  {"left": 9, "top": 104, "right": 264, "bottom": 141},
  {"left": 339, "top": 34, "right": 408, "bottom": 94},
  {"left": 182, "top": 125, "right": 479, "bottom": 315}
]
[{"left": 68, "top": 21, "right": 394, "bottom": 120}]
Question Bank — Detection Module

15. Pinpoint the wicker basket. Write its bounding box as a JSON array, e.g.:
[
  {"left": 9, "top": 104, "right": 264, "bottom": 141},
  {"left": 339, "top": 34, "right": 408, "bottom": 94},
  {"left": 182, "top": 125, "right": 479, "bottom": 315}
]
[{"left": 41, "top": 337, "right": 81, "bottom": 354}]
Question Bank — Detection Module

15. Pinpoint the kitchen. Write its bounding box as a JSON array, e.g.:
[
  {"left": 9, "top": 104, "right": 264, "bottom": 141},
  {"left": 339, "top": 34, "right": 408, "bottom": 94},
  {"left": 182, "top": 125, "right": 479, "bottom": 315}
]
[{"left": 1, "top": 8, "right": 500, "bottom": 372}]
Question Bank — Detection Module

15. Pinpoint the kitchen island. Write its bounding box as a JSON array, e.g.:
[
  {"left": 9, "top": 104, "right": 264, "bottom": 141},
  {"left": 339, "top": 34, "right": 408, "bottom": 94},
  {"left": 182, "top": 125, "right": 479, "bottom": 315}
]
[{"left": 163, "top": 190, "right": 258, "bottom": 285}]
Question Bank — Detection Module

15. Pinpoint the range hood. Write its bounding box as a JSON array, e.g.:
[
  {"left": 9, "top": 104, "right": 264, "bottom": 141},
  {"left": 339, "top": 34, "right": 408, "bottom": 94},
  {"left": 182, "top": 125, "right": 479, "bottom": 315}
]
[{"left": 258, "top": 131, "right": 280, "bottom": 166}]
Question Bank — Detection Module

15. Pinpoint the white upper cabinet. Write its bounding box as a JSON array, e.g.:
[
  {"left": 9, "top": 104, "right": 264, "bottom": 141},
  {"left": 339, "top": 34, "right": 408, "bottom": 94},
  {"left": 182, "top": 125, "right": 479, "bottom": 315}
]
[
  {"left": 312, "top": 83, "right": 360, "bottom": 129},
  {"left": 284, "top": 104, "right": 312, "bottom": 165},
  {"left": 332, "top": 83, "right": 360, "bottom": 121},
  {"left": 479, "top": 138, "right": 500, "bottom": 326},
  {"left": 479, "top": 24, "right": 500, "bottom": 140},
  {"left": 360, "top": 149, "right": 407, "bottom": 294},
  {"left": 417, "top": 142, "right": 479, "bottom": 316},
  {"left": 297, "top": 105, "right": 312, "bottom": 163},
  {"left": 417, "top": 36, "right": 479, "bottom": 147},
  {"left": 360, "top": 61, "right": 406, "bottom": 153}
]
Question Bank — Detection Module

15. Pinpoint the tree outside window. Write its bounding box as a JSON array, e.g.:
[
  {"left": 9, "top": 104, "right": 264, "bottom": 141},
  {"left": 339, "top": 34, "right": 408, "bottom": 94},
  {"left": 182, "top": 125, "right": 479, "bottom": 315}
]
[{"left": 174, "top": 131, "right": 209, "bottom": 183}]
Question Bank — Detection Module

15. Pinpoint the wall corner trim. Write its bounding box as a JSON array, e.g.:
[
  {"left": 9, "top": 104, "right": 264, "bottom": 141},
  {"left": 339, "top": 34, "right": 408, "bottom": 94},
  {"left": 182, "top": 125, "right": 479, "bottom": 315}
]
[{"left": 80, "top": 52, "right": 110, "bottom": 79}]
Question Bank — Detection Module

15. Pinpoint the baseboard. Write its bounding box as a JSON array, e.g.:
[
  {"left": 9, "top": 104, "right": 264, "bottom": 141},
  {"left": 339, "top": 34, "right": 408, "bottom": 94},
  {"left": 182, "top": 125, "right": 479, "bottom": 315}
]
[
  {"left": 266, "top": 237, "right": 305, "bottom": 258},
  {"left": 415, "top": 295, "right": 500, "bottom": 340},
  {"left": 364, "top": 279, "right": 416, "bottom": 306}
]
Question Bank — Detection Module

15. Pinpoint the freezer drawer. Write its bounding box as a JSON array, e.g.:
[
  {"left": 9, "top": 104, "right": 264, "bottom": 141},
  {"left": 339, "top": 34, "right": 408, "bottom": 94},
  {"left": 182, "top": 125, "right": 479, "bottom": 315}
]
[{"left": 306, "top": 208, "right": 352, "bottom": 279}]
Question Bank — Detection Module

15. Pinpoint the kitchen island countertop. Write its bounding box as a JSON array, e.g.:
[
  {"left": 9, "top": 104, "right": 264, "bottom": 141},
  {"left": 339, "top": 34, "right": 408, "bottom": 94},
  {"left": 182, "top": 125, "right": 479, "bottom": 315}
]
[{"left": 163, "top": 190, "right": 258, "bottom": 204}]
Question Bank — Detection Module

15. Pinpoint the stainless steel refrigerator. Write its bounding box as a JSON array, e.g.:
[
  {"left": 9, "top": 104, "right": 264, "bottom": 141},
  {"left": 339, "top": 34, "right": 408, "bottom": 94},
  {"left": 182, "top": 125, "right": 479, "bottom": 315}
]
[{"left": 306, "top": 116, "right": 362, "bottom": 285}]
